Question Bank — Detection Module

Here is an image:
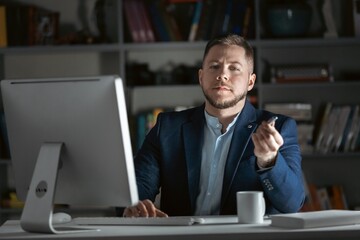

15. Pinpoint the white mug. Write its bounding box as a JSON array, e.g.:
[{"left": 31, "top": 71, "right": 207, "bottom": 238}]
[{"left": 236, "top": 191, "right": 266, "bottom": 224}]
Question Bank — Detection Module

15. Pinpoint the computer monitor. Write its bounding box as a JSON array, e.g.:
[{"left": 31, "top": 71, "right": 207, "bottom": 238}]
[{"left": 1, "top": 75, "right": 139, "bottom": 233}]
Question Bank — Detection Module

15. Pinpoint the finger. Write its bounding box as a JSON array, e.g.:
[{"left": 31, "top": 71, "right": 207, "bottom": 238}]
[
  {"left": 258, "top": 123, "right": 284, "bottom": 147},
  {"left": 155, "top": 209, "right": 168, "bottom": 217},
  {"left": 261, "top": 121, "right": 277, "bottom": 134},
  {"left": 254, "top": 127, "right": 273, "bottom": 148},
  {"left": 123, "top": 206, "right": 140, "bottom": 217},
  {"left": 142, "top": 200, "right": 168, "bottom": 217},
  {"left": 136, "top": 201, "right": 150, "bottom": 217},
  {"left": 142, "top": 199, "right": 157, "bottom": 217},
  {"left": 253, "top": 128, "right": 281, "bottom": 155}
]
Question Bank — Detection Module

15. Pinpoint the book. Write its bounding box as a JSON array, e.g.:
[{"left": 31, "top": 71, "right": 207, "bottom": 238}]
[
  {"left": 264, "top": 103, "right": 312, "bottom": 122},
  {"left": 230, "top": 0, "right": 247, "bottom": 36},
  {"left": 350, "top": 108, "right": 360, "bottom": 151},
  {"left": 352, "top": 128, "right": 360, "bottom": 151},
  {"left": 188, "top": 0, "right": 203, "bottom": 41},
  {"left": 354, "top": 0, "right": 360, "bottom": 37},
  {"left": 270, "top": 64, "right": 334, "bottom": 83},
  {"left": 327, "top": 185, "right": 348, "bottom": 210},
  {"left": 242, "top": 0, "right": 254, "bottom": 38},
  {"left": 313, "top": 104, "right": 358, "bottom": 153},
  {"left": 322, "top": 0, "right": 338, "bottom": 38},
  {"left": 5, "top": 3, "right": 28, "bottom": 46},
  {"left": 168, "top": 0, "right": 196, "bottom": 40},
  {"left": 32, "top": 7, "right": 59, "bottom": 45},
  {"left": 314, "top": 103, "right": 333, "bottom": 152},
  {"left": 4, "top": 3, "right": 59, "bottom": 46},
  {"left": 221, "top": 0, "right": 233, "bottom": 34},
  {"left": 301, "top": 183, "right": 322, "bottom": 211},
  {"left": 123, "top": 0, "right": 141, "bottom": 42},
  {"left": 136, "top": 0, "right": 156, "bottom": 42},
  {"left": 161, "top": 0, "right": 183, "bottom": 41},
  {"left": 0, "top": 5, "right": 7, "bottom": 47},
  {"left": 195, "top": 0, "right": 216, "bottom": 41},
  {"left": 321, "top": 106, "right": 341, "bottom": 153},
  {"left": 136, "top": 108, "right": 164, "bottom": 149},
  {"left": 317, "top": 187, "right": 332, "bottom": 210},
  {"left": 297, "top": 123, "right": 314, "bottom": 153},
  {"left": 147, "top": 0, "right": 171, "bottom": 41},
  {"left": 344, "top": 105, "right": 360, "bottom": 152},
  {"left": 331, "top": 105, "right": 351, "bottom": 152},
  {"left": 210, "top": 1, "right": 226, "bottom": 37},
  {"left": 271, "top": 210, "right": 360, "bottom": 229},
  {"left": 301, "top": 182, "right": 349, "bottom": 212},
  {"left": 131, "top": 0, "right": 147, "bottom": 42},
  {"left": 341, "top": 105, "right": 359, "bottom": 152}
]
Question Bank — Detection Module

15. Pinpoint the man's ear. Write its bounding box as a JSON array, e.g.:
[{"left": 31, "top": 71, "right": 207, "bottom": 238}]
[
  {"left": 248, "top": 73, "right": 256, "bottom": 91},
  {"left": 198, "top": 68, "right": 203, "bottom": 85}
]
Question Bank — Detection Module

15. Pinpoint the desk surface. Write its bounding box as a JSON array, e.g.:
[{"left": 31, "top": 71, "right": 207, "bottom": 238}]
[{"left": 2, "top": 220, "right": 360, "bottom": 240}]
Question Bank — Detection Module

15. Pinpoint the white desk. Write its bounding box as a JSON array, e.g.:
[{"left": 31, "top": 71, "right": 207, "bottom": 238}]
[{"left": 2, "top": 220, "right": 360, "bottom": 240}]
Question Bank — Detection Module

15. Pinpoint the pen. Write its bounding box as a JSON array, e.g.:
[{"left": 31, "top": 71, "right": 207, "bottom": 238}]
[{"left": 267, "top": 116, "right": 278, "bottom": 124}]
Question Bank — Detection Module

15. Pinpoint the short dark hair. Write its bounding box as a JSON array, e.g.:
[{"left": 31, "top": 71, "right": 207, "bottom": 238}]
[{"left": 202, "top": 34, "right": 254, "bottom": 73}]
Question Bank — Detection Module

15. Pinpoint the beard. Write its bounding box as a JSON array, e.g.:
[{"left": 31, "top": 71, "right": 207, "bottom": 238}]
[{"left": 202, "top": 88, "right": 247, "bottom": 109}]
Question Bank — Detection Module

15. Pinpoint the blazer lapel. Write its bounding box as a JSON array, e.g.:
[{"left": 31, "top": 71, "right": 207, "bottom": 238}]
[
  {"left": 221, "top": 102, "right": 258, "bottom": 206},
  {"left": 183, "top": 107, "right": 205, "bottom": 212}
]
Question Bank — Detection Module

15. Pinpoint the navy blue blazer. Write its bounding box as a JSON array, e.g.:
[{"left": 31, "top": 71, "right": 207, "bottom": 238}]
[{"left": 134, "top": 100, "right": 305, "bottom": 216}]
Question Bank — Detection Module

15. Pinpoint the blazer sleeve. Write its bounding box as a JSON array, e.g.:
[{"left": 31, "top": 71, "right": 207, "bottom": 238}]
[
  {"left": 257, "top": 117, "right": 305, "bottom": 213},
  {"left": 133, "top": 115, "right": 163, "bottom": 202}
]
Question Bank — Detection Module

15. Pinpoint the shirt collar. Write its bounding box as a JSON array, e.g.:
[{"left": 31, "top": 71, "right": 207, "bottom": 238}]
[{"left": 204, "top": 110, "right": 241, "bottom": 134}]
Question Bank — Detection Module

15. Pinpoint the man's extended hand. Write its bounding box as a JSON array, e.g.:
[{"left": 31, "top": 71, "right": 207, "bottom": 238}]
[
  {"left": 252, "top": 119, "right": 284, "bottom": 168},
  {"left": 123, "top": 199, "right": 168, "bottom": 218}
]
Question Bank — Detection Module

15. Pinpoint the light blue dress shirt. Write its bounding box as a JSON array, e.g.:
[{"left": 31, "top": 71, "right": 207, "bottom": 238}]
[{"left": 195, "top": 110, "right": 240, "bottom": 215}]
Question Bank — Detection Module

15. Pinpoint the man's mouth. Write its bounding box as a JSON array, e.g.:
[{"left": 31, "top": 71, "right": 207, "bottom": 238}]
[{"left": 214, "top": 85, "right": 231, "bottom": 91}]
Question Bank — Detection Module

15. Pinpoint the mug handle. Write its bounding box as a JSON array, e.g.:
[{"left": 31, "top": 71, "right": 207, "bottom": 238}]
[{"left": 261, "top": 197, "right": 266, "bottom": 216}]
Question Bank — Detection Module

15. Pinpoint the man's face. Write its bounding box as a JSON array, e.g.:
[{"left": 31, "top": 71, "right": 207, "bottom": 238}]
[{"left": 198, "top": 44, "right": 256, "bottom": 110}]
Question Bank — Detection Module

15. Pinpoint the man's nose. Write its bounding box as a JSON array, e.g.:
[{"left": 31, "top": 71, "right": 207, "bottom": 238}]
[{"left": 216, "top": 71, "right": 229, "bottom": 81}]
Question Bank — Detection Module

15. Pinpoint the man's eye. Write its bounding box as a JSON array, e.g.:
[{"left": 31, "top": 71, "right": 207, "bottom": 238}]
[
  {"left": 209, "top": 65, "right": 219, "bottom": 69},
  {"left": 229, "top": 66, "right": 240, "bottom": 71}
]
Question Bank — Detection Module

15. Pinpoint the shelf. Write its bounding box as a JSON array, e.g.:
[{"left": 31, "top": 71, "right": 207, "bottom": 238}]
[
  {"left": 261, "top": 81, "right": 360, "bottom": 88},
  {"left": 123, "top": 41, "right": 207, "bottom": 51},
  {"left": 0, "top": 44, "right": 121, "bottom": 54},
  {"left": 130, "top": 85, "right": 203, "bottom": 114},
  {"left": 121, "top": 37, "right": 360, "bottom": 50},
  {"left": 257, "top": 37, "right": 360, "bottom": 48}
]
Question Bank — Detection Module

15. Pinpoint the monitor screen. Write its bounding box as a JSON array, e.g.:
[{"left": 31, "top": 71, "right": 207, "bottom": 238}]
[{"left": 1, "top": 75, "right": 139, "bottom": 233}]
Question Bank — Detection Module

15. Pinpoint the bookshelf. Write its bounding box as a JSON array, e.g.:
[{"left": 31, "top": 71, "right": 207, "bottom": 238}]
[{"left": 0, "top": 0, "right": 360, "bottom": 223}]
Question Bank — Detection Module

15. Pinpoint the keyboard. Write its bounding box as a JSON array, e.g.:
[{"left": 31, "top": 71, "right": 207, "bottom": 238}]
[
  {"left": 73, "top": 216, "right": 199, "bottom": 226},
  {"left": 73, "top": 215, "right": 239, "bottom": 226}
]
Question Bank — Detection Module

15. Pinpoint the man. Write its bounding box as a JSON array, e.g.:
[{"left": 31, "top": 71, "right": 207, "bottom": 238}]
[{"left": 123, "top": 34, "right": 305, "bottom": 217}]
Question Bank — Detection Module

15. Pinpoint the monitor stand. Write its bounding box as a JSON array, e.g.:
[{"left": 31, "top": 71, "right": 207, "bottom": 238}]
[{"left": 20, "top": 143, "right": 98, "bottom": 234}]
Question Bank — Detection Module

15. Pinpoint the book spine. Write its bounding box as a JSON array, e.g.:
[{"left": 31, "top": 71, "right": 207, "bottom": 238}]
[
  {"left": 221, "top": 0, "right": 233, "bottom": 33},
  {"left": 131, "top": 0, "right": 147, "bottom": 42},
  {"left": 242, "top": 1, "right": 253, "bottom": 38},
  {"left": 147, "top": 1, "right": 171, "bottom": 42},
  {"left": 0, "top": 6, "right": 7, "bottom": 47},
  {"left": 138, "top": 0, "right": 156, "bottom": 42},
  {"left": 188, "top": 0, "right": 202, "bottom": 41},
  {"left": 195, "top": 0, "right": 215, "bottom": 41},
  {"left": 314, "top": 102, "right": 333, "bottom": 152},
  {"left": 123, "top": 0, "right": 141, "bottom": 42},
  {"left": 345, "top": 105, "right": 360, "bottom": 151}
]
